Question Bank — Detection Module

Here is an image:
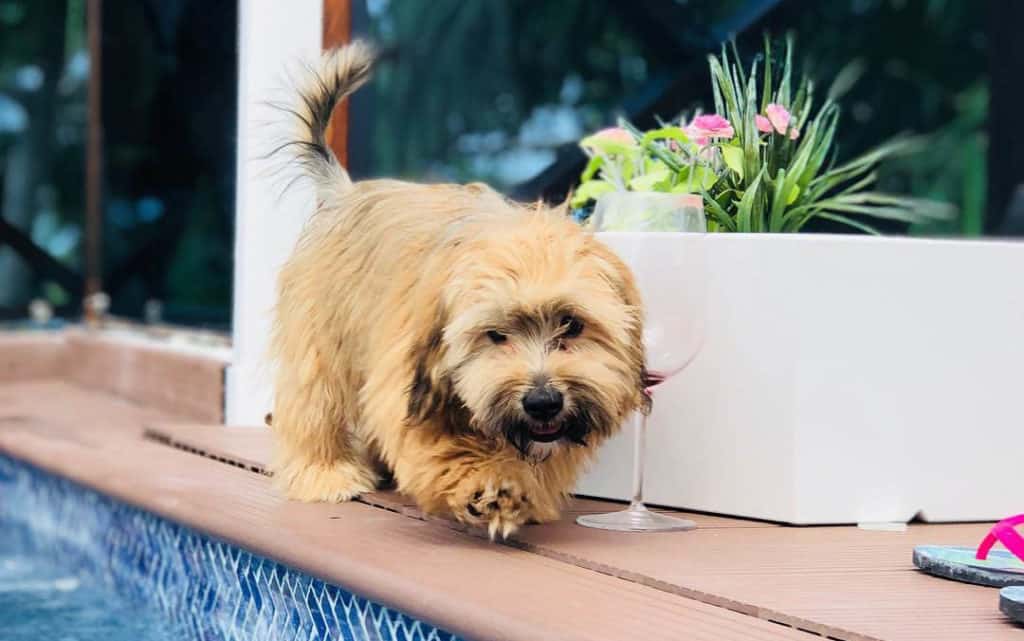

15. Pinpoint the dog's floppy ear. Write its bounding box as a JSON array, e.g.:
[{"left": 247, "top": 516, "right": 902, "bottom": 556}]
[{"left": 406, "top": 308, "right": 453, "bottom": 423}]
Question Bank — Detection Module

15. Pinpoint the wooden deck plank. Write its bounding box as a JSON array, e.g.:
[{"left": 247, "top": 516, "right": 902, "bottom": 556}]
[
  {"left": 146, "top": 422, "right": 779, "bottom": 530},
  {"left": 516, "top": 520, "right": 1019, "bottom": 641},
  {"left": 142, "top": 422, "right": 1023, "bottom": 641},
  {"left": 144, "top": 424, "right": 273, "bottom": 473},
  {"left": 0, "top": 330, "right": 227, "bottom": 423},
  {"left": 0, "top": 332, "right": 65, "bottom": 382},
  {"left": 0, "top": 379, "right": 179, "bottom": 442},
  {"left": 0, "top": 380, "right": 814, "bottom": 641},
  {"left": 65, "top": 332, "right": 226, "bottom": 423}
]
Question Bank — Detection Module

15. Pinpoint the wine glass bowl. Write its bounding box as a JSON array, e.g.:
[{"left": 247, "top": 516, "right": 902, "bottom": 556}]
[{"left": 576, "top": 193, "right": 707, "bottom": 532}]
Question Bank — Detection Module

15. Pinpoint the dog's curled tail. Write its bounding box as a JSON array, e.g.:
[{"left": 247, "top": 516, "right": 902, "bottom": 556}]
[{"left": 290, "top": 40, "right": 375, "bottom": 192}]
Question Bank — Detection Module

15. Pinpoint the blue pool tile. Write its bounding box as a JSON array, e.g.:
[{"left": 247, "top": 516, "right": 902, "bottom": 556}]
[
  {"left": 309, "top": 604, "right": 327, "bottom": 639},
  {"left": 0, "top": 455, "right": 468, "bottom": 641},
  {"left": 250, "top": 573, "right": 264, "bottom": 613},
  {"left": 203, "top": 583, "right": 218, "bottom": 614},
  {"left": 346, "top": 601, "right": 367, "bottom": 639}
]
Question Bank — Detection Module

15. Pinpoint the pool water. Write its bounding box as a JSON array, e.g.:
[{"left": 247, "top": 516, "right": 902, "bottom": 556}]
[
  {"left": 1, "top": 528, "right": 181, "bottom": 640},
  {"left": 0, "top": 454, "right": 464, "bottom": 641}
]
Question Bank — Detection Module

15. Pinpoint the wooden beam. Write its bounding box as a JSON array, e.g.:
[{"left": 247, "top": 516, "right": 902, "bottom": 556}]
[
  {"left": 322, "top": 0, "right": 351, "bottom": 166},
  {"left": 84, "top": 0, "right": 104, "bottom": 311}
]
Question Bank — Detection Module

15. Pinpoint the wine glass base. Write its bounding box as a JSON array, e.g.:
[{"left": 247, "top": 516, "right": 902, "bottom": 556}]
[{"left": 576, "top": 505, "right": 697, "bottom": 532}]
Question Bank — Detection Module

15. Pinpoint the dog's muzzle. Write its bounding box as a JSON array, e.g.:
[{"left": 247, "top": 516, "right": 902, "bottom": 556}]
[{"left": 521, "top": 386, "right": 565, "bottom": 443}]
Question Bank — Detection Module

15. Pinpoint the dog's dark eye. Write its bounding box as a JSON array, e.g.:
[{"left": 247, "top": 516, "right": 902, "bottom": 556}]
[
  {"left": 486, "top": 330, "right": 507, "bottom": 344},
  {"left": 561, "top": 316, "right": 584, "bottom": 338}
]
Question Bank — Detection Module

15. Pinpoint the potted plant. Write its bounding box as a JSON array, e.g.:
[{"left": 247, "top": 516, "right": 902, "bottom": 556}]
[
  {"left": 572, "top": 36, "right": 952, "bottom": 233},
  {"left": 573, "top": 37, "right": 1023, "bottom": 525}
]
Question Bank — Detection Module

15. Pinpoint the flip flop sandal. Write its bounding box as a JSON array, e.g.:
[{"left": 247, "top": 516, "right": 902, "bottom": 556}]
[
  {"left": 1002, "top": 586, "right": 1024, "bottom": 625},
  {"left": 913, "top": 514, "right": 1024, "bottom": 587}
]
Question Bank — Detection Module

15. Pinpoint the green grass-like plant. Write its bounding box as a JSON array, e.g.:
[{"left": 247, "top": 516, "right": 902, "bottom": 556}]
[{"left": 574, "top": 35, "right": 954, "bottom": 233}]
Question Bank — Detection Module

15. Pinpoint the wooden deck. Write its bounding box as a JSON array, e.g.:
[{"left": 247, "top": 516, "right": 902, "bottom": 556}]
[{"left": 1, "top": 332, "right": 1021, "bottom": 641}]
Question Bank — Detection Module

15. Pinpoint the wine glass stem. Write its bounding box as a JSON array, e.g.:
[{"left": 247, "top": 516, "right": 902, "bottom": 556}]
[{"left": 629, "top": 409, "right": 647, "bottom": 510}]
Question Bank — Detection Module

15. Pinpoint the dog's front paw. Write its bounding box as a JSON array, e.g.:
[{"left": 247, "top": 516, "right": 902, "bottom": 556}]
[
  {"left": 448, "top": 469, "right": 535, "bottom": 540},
  {"left": 276, "top": 459, "right": 378, "bottom": 503}
]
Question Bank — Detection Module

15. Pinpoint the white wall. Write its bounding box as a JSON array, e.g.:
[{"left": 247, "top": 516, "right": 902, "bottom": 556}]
[{"left": 226, "top": 0, "right": 323, "bottom": 425}]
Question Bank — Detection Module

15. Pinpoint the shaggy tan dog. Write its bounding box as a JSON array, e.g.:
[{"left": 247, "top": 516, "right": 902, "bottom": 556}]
[{"left": 270, "top": 41, "right": 647, "bottom": 538}]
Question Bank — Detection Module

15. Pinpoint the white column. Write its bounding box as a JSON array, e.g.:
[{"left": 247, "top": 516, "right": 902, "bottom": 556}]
[{"left": 226, "top": 0, "right": 323, "bottom": 425}]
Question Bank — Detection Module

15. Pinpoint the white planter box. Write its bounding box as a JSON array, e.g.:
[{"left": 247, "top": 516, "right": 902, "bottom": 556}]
[{"left": 577, "top": 233, "right": 1024, "bottom": 524}]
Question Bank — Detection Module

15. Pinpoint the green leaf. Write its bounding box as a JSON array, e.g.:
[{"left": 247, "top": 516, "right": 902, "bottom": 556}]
[
  {"left": 673, "top": 166, "right": 718, "bottom": 192},
  {"left": 836, "top": 192, "right": 953, "bottom": 213},
  {"left": 708, "top": 54, "right": 740, "bottom": 128},
  {"left": 740, "top": 63, "right": 762, "bottom": 186},
  {"left": 813, "top": 212, "right": 882, "bottom": 235},
  {"left": 721, "top": 145, "right": 745, "bottom": 178},
  {"left": 814, "top": 135, "right": 926, "bottom": 189},
  {"left": 629, "top": 166, "right": 672, "bottom": 191},
  {"left": 779, "top": 203, "right": 824, "bottom": 232},
  {"left": 786, "top": 184, "right": 800, "bottom": 204},
  {"left": 736, "top": 169, "right": 765, "bottom": 232},
  {"left": 643, "top": 157, "right": 666, "bottom": 173},
  {"left": 579, "top": 135, "right": 637, "bottom": 157},
  {"left": 642, "top": 140, "right": 686, "bottom": 172},
  {"left": 581, "top": 155, "right": 604, "bottom": 181},
  {"left": 765, "top": 118, "right": 819, "bottom": 228},
  {"left": 640, "top": 126, "right": 690, "bottom": 147},
  {"left": 778, "top": 33, "right": 794, "bottom": 107},
  {"left": 570, "top": 181, "right": 615, "bottom": 208},
  {"left": 767, "top": 168, "right": 789, "bottom": 232},
  {"left": 792, "top": 76, "right": 812, "bottom": 129},
  {"left": 731, "top": 39, "right": 748, "bottom": 88},
  {"left": 700, "top": 190, "right": 736, "bottom": 232},
  {"left": 808, "top": 193, "right": 955, "bottom": 224},
  {"left": 621, "top": 155, "right": 637, "bottom": 183},
  {"left": 710, "top": 56, "right": 725, "bottom": 116},
  {"left": 796, "top": 104, "right": 838, "bottom": 189},
  {"left": 761, "top": 34, "right": 773, "bottom": 113}
]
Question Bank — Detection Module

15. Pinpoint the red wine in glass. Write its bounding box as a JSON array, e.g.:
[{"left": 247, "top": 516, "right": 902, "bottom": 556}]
[{"left": 643, "top": 370, "right": 668, "bottom": 390}]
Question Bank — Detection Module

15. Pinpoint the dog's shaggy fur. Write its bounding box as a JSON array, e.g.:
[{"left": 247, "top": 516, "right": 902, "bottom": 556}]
[{"left": 270, "top": 41, "right": 647, "bottom": 538}]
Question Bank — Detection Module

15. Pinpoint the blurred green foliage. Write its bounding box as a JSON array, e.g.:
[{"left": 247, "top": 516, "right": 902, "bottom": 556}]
[{"left": 768, "top": 0, "right": 988, "bottom": 235}]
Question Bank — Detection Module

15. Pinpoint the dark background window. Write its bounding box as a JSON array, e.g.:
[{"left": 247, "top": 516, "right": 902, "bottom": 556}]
[
  {"left": 0, "top": 0, "right": 87, "bottom": 317},
  {"left": 100, "top": 0, "right": 237, "bottom": 328},
  {"left": 0, "top": 0, "right": 237, "bottom": 328}
]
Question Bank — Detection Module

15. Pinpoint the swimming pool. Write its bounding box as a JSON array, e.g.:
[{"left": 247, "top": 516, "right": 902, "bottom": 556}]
[{"left": 0, "top": 454, "right": 465, "bottom": 641}]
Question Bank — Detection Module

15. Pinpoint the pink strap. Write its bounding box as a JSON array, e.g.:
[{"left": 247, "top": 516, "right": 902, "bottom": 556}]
[{"left": 976, "top": 514, "right": 1024, "bottom": 563}]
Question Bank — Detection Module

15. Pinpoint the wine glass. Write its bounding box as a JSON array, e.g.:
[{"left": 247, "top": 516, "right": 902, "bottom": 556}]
[{"left": 577, "top": 192, "right": 707, "bottom": 532}]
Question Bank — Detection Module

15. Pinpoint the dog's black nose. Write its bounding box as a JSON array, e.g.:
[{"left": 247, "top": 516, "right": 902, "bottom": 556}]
[{"left": 522, "top": 387, "right": 563, "bottom": 421}]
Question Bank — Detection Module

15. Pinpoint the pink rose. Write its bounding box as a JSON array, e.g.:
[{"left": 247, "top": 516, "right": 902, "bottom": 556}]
[
  {"left": 765, "top": 104, "right": 792, "bottom": 132},
  {"left": 685, "top": 114, "right": 735, "bottom": 146},
  {"left": 589, "top": 127, "right": 634, "bottom": 145},
  {"left": 756, "top": 104, "right": 799, "bottom": 139}
]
